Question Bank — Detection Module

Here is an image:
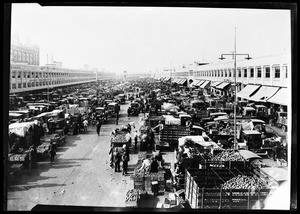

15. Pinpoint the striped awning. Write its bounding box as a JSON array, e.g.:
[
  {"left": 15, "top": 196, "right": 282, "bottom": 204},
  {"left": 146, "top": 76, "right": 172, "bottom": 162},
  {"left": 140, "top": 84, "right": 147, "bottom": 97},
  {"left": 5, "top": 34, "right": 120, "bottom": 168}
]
[
  {"left": 236, "top": 84, "right": 261, "bottom": 100},
  {"left": 210, "top": 81, "right": 222, "bottom": 87},
  {"left": 267, "top": 87, "right": 289, "bottom": 106},
  {"left": 196, "top": 80, "right": 205, "bottom": 86},
  {"left": 249, "top": 86, "right": 280, "bottom": 102},
  {"left": 200, "top": 80, "right": 210, "bottom": 89},
  {"left": 216, "top": 82, "right": 231, "bottom": 90}
]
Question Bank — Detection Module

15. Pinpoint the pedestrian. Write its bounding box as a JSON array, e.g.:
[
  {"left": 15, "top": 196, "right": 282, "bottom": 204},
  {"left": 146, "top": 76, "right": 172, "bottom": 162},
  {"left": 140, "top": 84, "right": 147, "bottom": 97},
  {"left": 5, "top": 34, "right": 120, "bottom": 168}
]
[
  {"left": 134, "top": 130, "right": 138, "bottom": 150},
  {"left": 116, "top": 113, "right": 119, "bottom": 125},
  {"left": 108, "top": 145, "right": 114, "bottom": 168},
  {"left": 96, "top": 120, "right": 102, "bottom": 136},
  {"left": 121, "top": 153, "right": 128, "bottom": 175},
  {"left": 114, "top": 148, "right": 121, "bottom": 172},
  {"left": 83, "top": 118, "right": 89, "bottom": 133},
  {"left": 49, "top": 142, "right": 56, "bottom": 163},
  {"left": 150, "top": 157, "right": 159, "bottom": 173},
  {"left": 28, "top": 145, "right": 37, "bottom": 169}
]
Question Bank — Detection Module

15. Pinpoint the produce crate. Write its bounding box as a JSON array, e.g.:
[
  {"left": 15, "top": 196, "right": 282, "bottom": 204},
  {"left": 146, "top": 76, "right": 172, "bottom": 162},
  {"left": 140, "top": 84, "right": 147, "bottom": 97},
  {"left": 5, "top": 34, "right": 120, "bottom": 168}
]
[
  {"left": 185, "top": 168, "right": 271, "bottom": 209},
  {"left": 160, "top": 125, "right": 190, "bottom": 150},
  {"left": 8, "top": 153, "right": 28, "bottom": 162},
  {"left": 125, "top": 189, "right": 139, "bottom": 208},
  {"left": 134, "top": 183, "right": 145, "bottom": 191}
]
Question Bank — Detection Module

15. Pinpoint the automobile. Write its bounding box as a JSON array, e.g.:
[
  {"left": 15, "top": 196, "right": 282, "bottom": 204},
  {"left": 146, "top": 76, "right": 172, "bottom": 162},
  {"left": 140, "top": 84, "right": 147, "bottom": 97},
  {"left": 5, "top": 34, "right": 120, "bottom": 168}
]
[
  {"left": 242, "top": 107, "right": 256, "bottom": 118},
  {"left": 128, "top": 102, "right": 140, "bottom": 116},
  {"left": 95, "top": 107, "right": 108, "bottom": 122},
  {"left": 107, "top": 102, "right": 120, "bottom": 117},
  {"left": 116, "top": 94, "right": 126, "bottom": 104}
]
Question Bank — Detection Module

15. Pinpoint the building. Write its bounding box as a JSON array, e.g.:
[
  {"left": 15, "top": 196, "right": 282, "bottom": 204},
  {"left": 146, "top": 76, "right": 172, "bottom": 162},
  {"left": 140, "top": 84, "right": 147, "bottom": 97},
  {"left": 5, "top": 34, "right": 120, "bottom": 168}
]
[{"left": 10, "top": 43, "right": 40, "bottom": 66}]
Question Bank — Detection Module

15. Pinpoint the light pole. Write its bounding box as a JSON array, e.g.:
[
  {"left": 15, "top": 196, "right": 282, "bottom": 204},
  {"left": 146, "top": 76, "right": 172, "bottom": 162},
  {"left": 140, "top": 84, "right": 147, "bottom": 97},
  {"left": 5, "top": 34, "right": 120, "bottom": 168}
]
[{"left": 219, "top": 27, "right": 252, "bottom": 150}]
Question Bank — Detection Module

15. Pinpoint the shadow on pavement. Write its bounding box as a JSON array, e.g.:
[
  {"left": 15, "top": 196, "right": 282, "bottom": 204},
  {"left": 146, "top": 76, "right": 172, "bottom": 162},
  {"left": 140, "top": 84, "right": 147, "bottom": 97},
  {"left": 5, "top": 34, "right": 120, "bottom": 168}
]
[{"left": 9, "top": 183, "right": 67, "bottom": 192}]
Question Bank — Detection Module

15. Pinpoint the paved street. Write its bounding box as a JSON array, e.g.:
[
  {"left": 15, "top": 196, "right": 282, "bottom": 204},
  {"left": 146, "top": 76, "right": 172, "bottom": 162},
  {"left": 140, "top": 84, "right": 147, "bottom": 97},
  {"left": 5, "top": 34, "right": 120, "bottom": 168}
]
[{"left": 7, "top": 102, "right": 148, "bottom": 210}]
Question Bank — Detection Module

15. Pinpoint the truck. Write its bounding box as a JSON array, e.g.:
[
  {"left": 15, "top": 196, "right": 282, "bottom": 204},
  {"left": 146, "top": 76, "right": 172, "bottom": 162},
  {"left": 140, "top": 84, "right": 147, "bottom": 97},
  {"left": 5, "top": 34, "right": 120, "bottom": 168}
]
[{"left": 276, "top": 112, "right": 287, "bottom": 132}]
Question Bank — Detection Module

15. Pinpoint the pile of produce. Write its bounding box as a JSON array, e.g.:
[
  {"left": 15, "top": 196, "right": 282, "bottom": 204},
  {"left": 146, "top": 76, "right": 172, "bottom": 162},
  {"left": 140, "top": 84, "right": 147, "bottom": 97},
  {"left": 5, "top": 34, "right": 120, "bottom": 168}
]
[
  {"left": 221, "top": 175, "right": 266, "bottom": 189},
  {"left": 210, "top": 150, "right": 244, "bottom": 161},
  {"left": 133, "top": 162, "right": 150, "bottom": 178},
  {"left": 138, "top": 152, "right": 147, "bottom": 160},
  {"left": 111, "top": 134, "right": 127, "bottom": 143},
  {"left": 125, "top": 189, "right": 139, "bottom": 202}
]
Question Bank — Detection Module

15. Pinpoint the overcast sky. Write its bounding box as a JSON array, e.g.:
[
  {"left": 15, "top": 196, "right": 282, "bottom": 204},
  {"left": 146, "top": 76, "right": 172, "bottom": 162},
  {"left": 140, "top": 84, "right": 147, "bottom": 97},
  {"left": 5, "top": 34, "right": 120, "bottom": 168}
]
[{"left": 11, "top": 3, "right": 291, "bottom": 74}]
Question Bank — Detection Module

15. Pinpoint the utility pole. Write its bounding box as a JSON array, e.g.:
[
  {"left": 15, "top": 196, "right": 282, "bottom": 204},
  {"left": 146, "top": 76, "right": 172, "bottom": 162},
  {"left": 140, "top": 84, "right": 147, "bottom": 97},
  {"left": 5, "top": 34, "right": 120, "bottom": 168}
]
[{"left": 219, "top": 27, "right": 252, "bottom": 150}]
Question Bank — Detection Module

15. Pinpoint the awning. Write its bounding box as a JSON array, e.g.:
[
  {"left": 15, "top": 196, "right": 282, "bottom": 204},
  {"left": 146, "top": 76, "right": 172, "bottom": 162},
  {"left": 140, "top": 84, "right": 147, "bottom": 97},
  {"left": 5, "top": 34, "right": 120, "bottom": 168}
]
[
  {"left": 195, "top": 80, "right": 205, "bottom": 86},
  {"left": 200, "top": 80, "right": 210, "bottom": 89},
  {"left": 210, "top": 81, "right": 222, "bottom": 87},
  {"left": 236, "top": 84, "right": 261, "bottom": 100},
  {"left": 216, "top": 82, "right": 231, "bottom": 90},
  {"left": 178, "top": 78, "right": 187, "bottom": 85},
  {"left": 249, "top": 86, "right": 280, "bottom": 102},
  {"left": 172, "top": 78, "right": 178, "bottom": 83},
  {"left": 267, "top": 87, "right": 288, "bottom": 106}
]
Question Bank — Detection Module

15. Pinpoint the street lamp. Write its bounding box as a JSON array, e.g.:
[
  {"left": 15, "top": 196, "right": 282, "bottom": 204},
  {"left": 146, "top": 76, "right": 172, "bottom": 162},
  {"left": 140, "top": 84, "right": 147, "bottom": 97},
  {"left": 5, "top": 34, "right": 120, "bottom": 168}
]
[{"left": 219, "top": 27, "right": 252, "bottom": 151}]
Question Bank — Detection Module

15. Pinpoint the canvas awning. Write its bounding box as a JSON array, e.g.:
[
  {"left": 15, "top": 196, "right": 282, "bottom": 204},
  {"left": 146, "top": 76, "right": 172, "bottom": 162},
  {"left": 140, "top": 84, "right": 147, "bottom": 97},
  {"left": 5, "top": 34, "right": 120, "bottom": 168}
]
[
  {"left": 200, "top": 80, "right": 210, "bottom": 89},
  {"left": 236, "top": 84, "right": 261, "bottom": 100},
  {"left": 210, "top": 81, "right": 222, "bottom": 87},
  {"left": 178, "top": 78, "right": 187, "bottom": 85},
  {"left": 195, "top": 80, "right": 205, "bottom": 86},
  {"left": 267, "top": 87, "right": 288, "bottom": 106},
  {"left": 249, "top": 86, "right": 280, "bottom": 102},
  {"left": 216, "top": 82, "right": 231, "bottom": 90}
]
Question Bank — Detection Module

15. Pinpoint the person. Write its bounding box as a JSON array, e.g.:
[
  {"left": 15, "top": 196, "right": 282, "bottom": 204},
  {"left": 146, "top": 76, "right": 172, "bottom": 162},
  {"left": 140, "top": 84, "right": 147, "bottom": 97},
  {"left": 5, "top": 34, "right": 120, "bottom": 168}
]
[
  {"left": 28, "top": 145, "right": 37, "bottom": 169},
  {"left": 114, "top": 148, "right": 121, "bottom": 172},
  {"left": 108, "top": 145, "right": 114, "bottom": 168},
  {"left": 154, "top": 151, "right": 164, "bottom": 168},
  {"left": 116, "top": 113, "right": 119, "bottom": 125},
  {"left": 96, "top": 120, "right": 102, "bottom": 136},
  {"left": 150, "top": 157, "right": 159, "bottom": 173},
  {"left": 134, "top": 130, "right": 138, "bottom": 150},
  {"left": 122, "top": 144, "right": 130, "bottom": 162},
  {"left": 83, "top": 118, "right": 89, "bottom": 133},
  {"left": 121, "top": 153, "right": 128, "bottom": 175},
  {"left": 49, "top": 142, "right": 56, "bottom": 163},
  {"left": 139, "top": 158, "right": 151, "bottom": 171}
]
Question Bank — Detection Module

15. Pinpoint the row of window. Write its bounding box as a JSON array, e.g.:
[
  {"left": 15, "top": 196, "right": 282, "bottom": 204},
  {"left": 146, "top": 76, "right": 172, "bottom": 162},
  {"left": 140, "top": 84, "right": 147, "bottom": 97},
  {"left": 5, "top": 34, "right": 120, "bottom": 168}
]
[
  {"left": 11, "top": 70, "right": 95, "bottom": 79},
  {"left": 194, "top": 65, "right": 288, "bottom": 79},
  {"left": 10, "top": 78, "right": 94, "bottom": 90}
]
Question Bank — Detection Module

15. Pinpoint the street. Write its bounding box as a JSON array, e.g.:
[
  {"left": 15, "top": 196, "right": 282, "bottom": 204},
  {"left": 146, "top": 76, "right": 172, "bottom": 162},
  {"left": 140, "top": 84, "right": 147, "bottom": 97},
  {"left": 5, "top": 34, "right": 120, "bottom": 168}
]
[{"left": 7, "top": 102, "right": 144, "bottom": 210}]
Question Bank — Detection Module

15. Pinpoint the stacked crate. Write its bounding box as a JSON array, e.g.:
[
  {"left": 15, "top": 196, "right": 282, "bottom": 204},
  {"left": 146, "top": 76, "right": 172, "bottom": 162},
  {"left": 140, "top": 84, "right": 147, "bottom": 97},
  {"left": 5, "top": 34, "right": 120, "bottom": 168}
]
[{"left": 157, "top": 171, "right": 165, "bottom": 193}]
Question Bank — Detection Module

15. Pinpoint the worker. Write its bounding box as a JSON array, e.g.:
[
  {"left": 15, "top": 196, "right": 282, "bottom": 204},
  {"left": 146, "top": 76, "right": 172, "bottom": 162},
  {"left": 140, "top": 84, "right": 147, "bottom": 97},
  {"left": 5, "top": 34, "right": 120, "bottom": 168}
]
[
  {"left": 49, "top": 142, "right": 56, "bottom": 163},
  {"left": 150, "top": 157, "right": 159, "bottom": 173},
  {"left": 139, "top": 157, "right": 151, "bottom": 171},
  {"left": 134, "top": 130, "right": 138, "bottom": 150},
  {"left": 121, "top": 153, "right": 128, "bottom": 175},
  {"left": 83, "top": 118, "right": 89, "bottom": 133},
  {"left": 96, "top": 120, "right": 102, "bottom": 136},
  {"left": 154, "top": 151, "right": 165, "bottom": 168},
  {"left": 113, "top": 148, "right": 121, "bottom": 172}
]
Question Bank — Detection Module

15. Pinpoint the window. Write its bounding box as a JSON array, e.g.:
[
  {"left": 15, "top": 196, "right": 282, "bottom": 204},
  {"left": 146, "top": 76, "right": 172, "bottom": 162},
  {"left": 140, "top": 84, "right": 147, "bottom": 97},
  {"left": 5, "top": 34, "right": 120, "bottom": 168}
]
[
  {"left": 257, "top": 67, "right": 262, "bottom": 78},
  {"left": 23, "top": 72, "right": 26, "bottom": 78},
  {"left": 228, "top": 69, "right": 231, "bottom": 77},
  {"left": 274, "top": 66, "right": 280, "bottom": 78},
  {"left": 12, "top": 83, "right": 16, "bottom": 89},
  {"left": 238, "top": 68, "right": 241, "bottom": 77},
  {"left": 12, "top": 71, "right": 15, "bottom": 78},
  {"left": 28, "top": 82, "right": 31, "bottom": 87},
  {"left": 265, "top": 66, "right": 270, "bottom": 78},
  {"left": 250, "top": 68, "right": 254, "bottom": 78},
  {"left": 18, "top": 83, "right": 22, "bottom": 88},
  {"left": 283, "top": 65, "right": 288, "bottom": 78},
  {"left": 224, "top": 70, "right": 227, "bottom": 77},
  {"left": 18, "top": 71, "right": 21, "bottom": 78},
  {"left": 23, "top": 83, "right": 26, "bottom": 88},
  {"left": 243, "top": 68, "right": 247, "bottom": 77}
]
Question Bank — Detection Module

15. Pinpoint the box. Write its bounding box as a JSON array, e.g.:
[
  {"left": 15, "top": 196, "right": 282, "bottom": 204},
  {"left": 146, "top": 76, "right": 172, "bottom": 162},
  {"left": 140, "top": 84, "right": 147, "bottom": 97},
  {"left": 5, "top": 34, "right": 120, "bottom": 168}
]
[{"left": 168, "top": 193, "right": 176, "bottom": 205}]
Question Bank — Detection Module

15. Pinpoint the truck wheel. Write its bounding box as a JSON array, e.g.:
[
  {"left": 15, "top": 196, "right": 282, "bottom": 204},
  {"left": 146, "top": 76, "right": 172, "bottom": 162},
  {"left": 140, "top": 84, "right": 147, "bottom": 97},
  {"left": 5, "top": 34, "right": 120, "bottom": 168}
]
[{"left": 282, "top": 125, "right": 287, "bottom": 132}]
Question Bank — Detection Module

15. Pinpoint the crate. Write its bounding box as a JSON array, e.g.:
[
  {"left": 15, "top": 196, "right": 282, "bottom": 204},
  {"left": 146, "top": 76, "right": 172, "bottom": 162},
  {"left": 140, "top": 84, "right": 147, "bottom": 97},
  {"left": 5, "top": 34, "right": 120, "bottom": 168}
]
[
  {"left": 134, "top": 184, "right": 145, "bottom": 191},
  {"left": 184, "top": 168, "right": 272, "bottom": 209}
]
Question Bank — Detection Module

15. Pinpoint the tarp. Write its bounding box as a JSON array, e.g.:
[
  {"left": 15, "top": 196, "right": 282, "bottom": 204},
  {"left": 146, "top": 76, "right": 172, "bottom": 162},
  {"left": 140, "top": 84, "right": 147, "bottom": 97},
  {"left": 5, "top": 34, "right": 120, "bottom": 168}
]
[
  {"left": 267, "top": 87, "right": 289, "bottom": 106},
  {"left": 216, "top": 82, "right": 231, "bottom": 90},
  {"left": 249, "top": 86, "right": 280, "bottom": 102},
  {"left": 236, "top": 84, "right": 261, "bottom": 100},
  {"left": 200, "top": 80, "right": 210, "bottom": 89},
  {"left": 238, "top": 150, "right": 262, "bottom": 160},
  {"left": 163, "top": 115, "right": 181, "bottom": 125},
  {"left": 9, "top": 121, "right": 36, "bottom": 137},
  {"left": 178, "top": 136, "right": 221, "bottom": 149},
  {"left": 260, "top": 167, "right": 288, "bottom": 182}
]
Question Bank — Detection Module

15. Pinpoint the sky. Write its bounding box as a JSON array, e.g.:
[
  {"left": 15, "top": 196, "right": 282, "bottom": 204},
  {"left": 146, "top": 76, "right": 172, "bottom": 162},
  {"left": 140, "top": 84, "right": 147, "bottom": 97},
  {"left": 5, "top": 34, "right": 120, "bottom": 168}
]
[{"left": 10, "top": 3, "right": 291, "bottom": 74}]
